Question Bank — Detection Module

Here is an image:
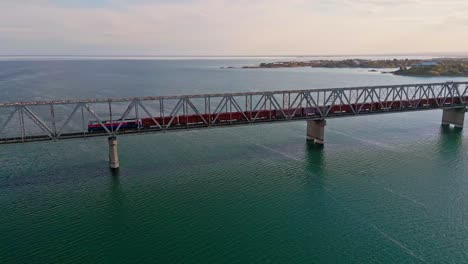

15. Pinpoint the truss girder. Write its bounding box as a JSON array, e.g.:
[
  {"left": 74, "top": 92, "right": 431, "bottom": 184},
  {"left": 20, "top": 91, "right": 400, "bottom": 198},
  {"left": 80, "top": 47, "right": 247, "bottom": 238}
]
[{"left": 0, "top": 82, "right": 467, "bottom": 143}]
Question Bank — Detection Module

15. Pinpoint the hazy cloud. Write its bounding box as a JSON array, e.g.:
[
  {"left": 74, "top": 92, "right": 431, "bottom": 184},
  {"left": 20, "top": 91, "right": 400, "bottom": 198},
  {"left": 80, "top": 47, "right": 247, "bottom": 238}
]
[{"left": 0, "top": 0, "right": 467, "bottom": 55}]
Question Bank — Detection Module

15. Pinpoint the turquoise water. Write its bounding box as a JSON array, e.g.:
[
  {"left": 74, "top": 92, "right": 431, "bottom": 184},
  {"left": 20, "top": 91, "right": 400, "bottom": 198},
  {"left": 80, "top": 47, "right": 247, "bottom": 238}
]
[{"left": 1, "top": 59, "right": 468, "bottom": 263}]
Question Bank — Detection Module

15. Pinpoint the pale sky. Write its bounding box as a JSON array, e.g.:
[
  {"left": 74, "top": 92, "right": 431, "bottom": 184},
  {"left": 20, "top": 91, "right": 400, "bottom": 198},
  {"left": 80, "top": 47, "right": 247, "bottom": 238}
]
[{"left": 1, "top": 0, "right": 468, "bottom": 56}]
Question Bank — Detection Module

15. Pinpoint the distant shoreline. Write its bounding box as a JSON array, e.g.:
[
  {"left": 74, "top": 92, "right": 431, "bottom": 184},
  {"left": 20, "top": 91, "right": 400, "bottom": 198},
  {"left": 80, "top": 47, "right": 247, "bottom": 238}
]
[{"left": 228, "top": 58, "right": 468, "bottom": 77}]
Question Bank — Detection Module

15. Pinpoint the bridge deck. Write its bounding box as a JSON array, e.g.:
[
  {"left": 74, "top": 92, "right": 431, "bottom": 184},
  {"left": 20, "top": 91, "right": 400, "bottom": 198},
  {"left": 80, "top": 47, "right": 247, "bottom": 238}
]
[{"left": 0, "top": 82, "right": 467, "bottom": 144}]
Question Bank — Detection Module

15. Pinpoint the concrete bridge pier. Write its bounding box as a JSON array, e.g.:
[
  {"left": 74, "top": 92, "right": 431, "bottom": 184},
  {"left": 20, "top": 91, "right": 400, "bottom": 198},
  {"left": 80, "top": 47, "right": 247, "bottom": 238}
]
[
  {"left": 307, "top": 119, "right": 326, "bottom": 144},
  {"left": 108, "top": 136, "right": 119, "bottom": 170},
  {"left": 441, "top": 108, "right": 465, "bottom": 128}
]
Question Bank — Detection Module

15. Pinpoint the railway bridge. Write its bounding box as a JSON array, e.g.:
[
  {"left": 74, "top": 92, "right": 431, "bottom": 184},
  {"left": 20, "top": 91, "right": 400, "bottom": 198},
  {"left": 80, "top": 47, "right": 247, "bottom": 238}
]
[{"left": 1, "top": 82, "right": 467, "bottom": 169}]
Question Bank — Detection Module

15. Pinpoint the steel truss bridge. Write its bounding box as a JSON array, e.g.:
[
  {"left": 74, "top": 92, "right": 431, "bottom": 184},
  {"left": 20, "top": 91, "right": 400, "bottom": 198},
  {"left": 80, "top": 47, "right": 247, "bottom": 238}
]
[{"left": 0, "top": 82, "right": 467, "bottom": 145}]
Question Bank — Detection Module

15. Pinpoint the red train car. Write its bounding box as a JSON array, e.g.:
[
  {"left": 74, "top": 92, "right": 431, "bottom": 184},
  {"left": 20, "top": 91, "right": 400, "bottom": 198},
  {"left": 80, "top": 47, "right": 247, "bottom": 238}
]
[
  {"left": 179, "top": 114, "right": 216, "bottom": 125},
  {"left": 282, "top": 108, "right": 302, "bottom": 117},
  {"left": 211, "top": 112, "right": 244, "bottom": 123},
  {"left": 141, "top": 116, "right": 176, "bottom": 127},
  {"left": 247, "top": 110, "right": 271, "bottom": 120}
]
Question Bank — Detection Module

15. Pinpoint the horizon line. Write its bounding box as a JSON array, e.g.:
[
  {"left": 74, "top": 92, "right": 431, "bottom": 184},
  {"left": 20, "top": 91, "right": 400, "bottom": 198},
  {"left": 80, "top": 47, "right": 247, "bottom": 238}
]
[{"left": 1, "top": 52, "right": 468, "bottom": 58}]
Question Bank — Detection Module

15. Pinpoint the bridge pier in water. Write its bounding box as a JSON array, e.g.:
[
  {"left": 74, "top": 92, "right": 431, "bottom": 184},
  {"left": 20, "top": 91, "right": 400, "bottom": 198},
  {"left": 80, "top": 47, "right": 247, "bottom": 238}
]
[
  {"left": 442, "top": 108, "right": 465, "bottom": 128},
  {"left": 108, "top": 136, "right": 119, "bottom": 170},
  {"left": 307, "top": 119, "right": 326, "bottom": 144}
]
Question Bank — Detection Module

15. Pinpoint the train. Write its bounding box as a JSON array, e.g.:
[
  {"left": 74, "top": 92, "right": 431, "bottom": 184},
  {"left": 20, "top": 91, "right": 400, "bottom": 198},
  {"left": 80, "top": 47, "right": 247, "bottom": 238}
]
[
  {"left": 87, "top": 97, "right": 460, "bottom": 132},
  {"left": 87, "top": 119, "right": 141, "bottom": 132},
  {"left": 87, "top": 108, "right": 308, "bottom": 132}
]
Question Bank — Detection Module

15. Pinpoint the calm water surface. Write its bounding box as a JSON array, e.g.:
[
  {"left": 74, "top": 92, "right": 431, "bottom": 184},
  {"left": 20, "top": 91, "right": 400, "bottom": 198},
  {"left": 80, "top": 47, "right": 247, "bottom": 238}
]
[{"left": 1, "top": 59, "right": 468, "bottom": 263}]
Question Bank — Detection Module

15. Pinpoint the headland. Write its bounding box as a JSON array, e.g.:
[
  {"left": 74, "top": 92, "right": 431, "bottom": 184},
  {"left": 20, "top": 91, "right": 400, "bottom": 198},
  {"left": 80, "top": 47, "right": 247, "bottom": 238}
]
[{"left": 228, "top": 58, "right": 468, "bottom": 77}]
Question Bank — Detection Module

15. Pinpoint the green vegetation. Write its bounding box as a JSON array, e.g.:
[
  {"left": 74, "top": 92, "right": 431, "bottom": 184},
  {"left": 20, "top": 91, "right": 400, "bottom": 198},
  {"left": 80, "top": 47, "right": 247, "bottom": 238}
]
[
  {"left": 245, "top": 59, "right": 420, "bottom": 69},
  {"left": 237, "top": 58, "right": 468, "bottom": 77},
  {"left": 394, "top": 61, "right": 468, "bottom": 76}
]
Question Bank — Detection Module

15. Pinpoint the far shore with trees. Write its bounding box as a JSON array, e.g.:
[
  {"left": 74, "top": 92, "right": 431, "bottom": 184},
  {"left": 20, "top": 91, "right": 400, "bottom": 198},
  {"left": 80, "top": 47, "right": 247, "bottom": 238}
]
[{"left": 227, "top": 58, "right": 468, "bottom": 77}]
